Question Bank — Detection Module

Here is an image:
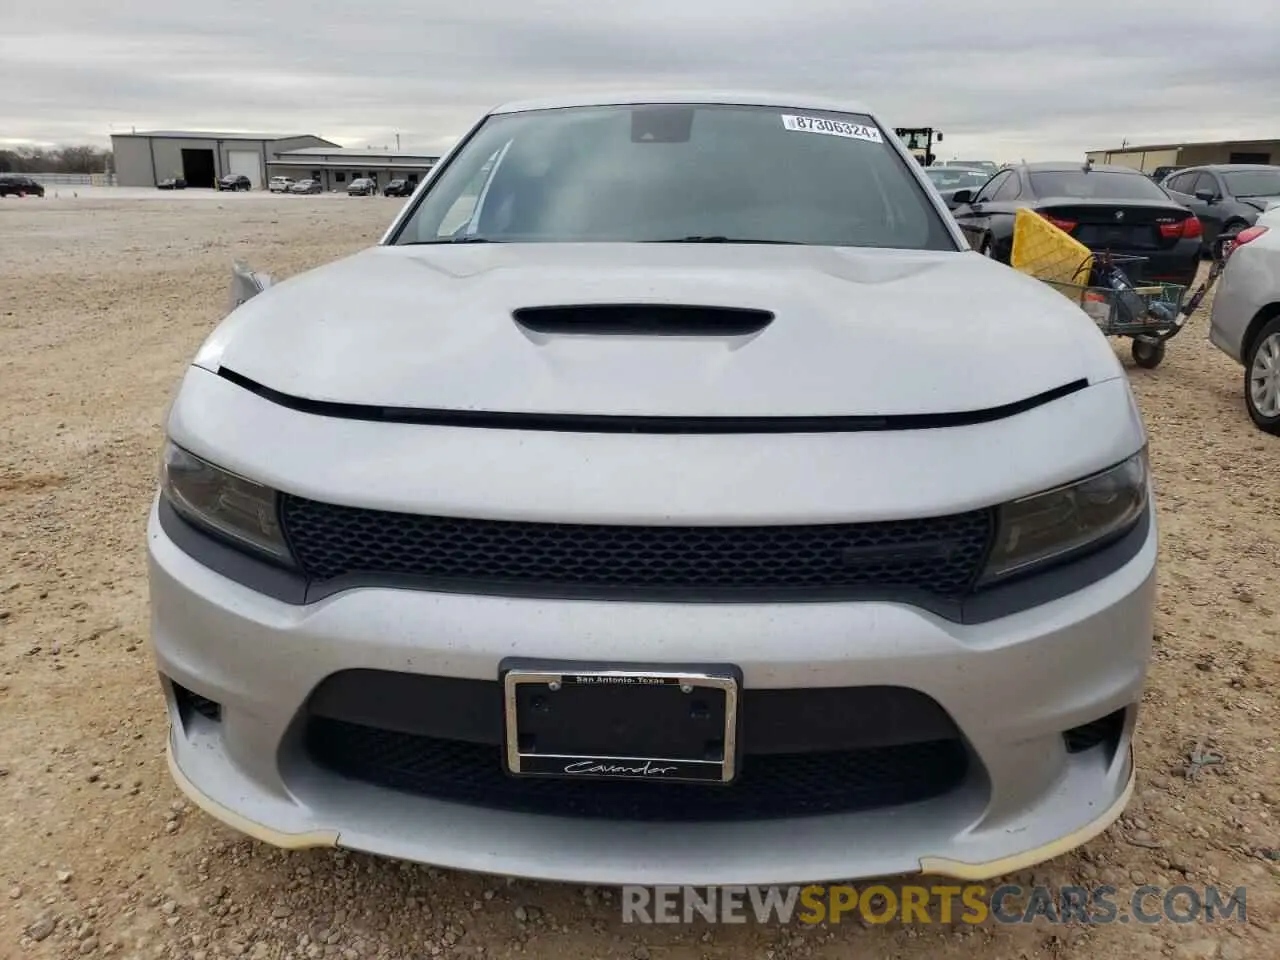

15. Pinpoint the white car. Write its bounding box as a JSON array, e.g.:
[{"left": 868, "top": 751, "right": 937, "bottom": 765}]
[
  {"left": 1208, "top": 206, "right": 1280, "bottom": 433},
  {"left": 148, "top": 91, "right": 1155, "bottom": 886},
  {"left": 268, "top": 176, "right": 295, "bottom": 193}
]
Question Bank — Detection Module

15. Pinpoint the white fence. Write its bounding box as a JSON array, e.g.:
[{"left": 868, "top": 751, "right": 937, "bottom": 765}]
[{"left": 10, "top": 172, "right": 118, "bottom": 186}]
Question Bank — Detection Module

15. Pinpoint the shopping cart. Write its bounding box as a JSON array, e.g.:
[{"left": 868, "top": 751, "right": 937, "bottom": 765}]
[
  {"left": 1009, "top": 208, "right": 1217, "bottom": 369},
  {"left": 1039, "top": 252, "right": 1188, "bottom": 368}
]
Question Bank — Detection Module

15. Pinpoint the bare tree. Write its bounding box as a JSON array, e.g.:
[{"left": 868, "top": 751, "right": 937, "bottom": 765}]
[{"left": 0, "top": 146, "right": 114, "bottom": 174}]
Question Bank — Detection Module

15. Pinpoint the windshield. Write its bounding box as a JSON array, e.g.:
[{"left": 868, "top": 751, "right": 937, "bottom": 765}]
[
  {"left": 392, "top": 103, "right": 956, "bottom": 249},
  {"left": 1224, "top": 168, "right": 1280, "bottom": 198},
  {"left": 926, "top": 168, "right": 989, "bottom": 189},
  {"left": 1028, "top": 170, "right": 1173, "bottom": 201}
]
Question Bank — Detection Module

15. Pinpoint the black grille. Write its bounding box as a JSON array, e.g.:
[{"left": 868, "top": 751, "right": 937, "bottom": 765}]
[
  {"left": 307, "top": 671, "right": 963, "bottom": 754},
  {"left": 306, "top": 717, "right": 969, "bottom": 822},
  {"left": 280, "top": 495, "right": 993, "bottom": 601}
]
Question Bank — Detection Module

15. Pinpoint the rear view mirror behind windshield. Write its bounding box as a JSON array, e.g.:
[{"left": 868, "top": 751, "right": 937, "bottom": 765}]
[{"left": 631, "top": 106, "right": 694, "bottom": 144}]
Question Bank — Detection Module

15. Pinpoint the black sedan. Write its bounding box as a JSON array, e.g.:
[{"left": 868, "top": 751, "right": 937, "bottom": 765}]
[
  {"left": 1161, "top": 164, "right": 1280, "bottom": 258},
  {"left": 217, "top": 174, "right": 252, "bottom": 191},
  {"left": 950, "top": 162, "right": 1202, "bottom": 287},
  {"left": 383, "top": 178, "right": 415, "bottom": 197},
  {"left": 0, "top": 175, "right": 45, "bottom": 197}
]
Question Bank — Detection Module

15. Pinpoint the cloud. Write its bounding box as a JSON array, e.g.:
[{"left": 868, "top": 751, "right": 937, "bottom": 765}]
[{"left": 3, "top": 0, "right": 1276, "bottom": 160}]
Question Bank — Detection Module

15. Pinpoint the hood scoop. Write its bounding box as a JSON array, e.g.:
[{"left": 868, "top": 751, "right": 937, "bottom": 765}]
[{"left": 512, "top": 303, "right": 774, "bottom": 337}]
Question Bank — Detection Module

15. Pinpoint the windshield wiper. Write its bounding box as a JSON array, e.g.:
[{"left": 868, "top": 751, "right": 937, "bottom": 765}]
[
  {"left": 402, "top": 236, "right": 502, "bottom": 245},
  {"left": 647, "top": 236, "right": 801, "bottom": 244}
]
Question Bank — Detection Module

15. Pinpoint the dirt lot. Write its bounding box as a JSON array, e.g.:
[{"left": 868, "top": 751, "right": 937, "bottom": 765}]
[{"left": 1, "top": 193, "right": 1276, "bottom": 960}]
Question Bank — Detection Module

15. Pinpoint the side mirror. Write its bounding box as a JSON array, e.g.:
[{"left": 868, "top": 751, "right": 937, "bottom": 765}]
[
  {"left": 951, "top": 189, "right": 974, "bottom": 205},
  {"left": 1195, "top": 189, "right": 1217, "bottom": 203}
]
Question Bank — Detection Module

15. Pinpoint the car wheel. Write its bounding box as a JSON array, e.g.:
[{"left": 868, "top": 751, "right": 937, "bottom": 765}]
[
  {"left": 1245, "top": 318, "right": 1280, "bottom": 434},
  {"left": 1131, "top": 337, "right": 1166, "bottom": 369}
]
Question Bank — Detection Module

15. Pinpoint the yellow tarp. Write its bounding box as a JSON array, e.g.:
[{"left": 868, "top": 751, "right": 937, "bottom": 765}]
[{"left": 1010, "top": 208, "right": 1093, "bottom": 285}]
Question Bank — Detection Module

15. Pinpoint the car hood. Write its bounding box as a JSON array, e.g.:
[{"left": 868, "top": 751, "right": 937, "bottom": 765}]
[{"left": 199, "top": 243, "right": 1124, "bottom": 418}]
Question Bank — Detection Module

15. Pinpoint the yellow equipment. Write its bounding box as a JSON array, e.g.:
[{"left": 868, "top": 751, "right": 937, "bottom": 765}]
[{"left": 1010, "top": 208, "right": 1093, "bottom": 286}]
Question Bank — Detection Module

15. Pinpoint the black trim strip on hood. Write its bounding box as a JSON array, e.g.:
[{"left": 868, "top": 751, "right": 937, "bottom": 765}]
[{"left": 215, "top": 367, "right": 1089, "bottom": 435}]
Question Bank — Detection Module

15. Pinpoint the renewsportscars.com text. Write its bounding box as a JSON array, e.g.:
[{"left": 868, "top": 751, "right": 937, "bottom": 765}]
[{"left": 621, "top": 884, "right": 1248, "bottom": 925}]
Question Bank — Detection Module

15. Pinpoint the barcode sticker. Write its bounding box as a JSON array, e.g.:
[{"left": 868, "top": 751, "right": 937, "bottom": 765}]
[{"left": 781, "top": 115, "right": 883, "bottom": 143}]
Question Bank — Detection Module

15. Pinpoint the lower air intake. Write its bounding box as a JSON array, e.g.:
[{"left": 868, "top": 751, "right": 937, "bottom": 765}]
[{"left": 306, "top": 717, "right": 970, "bottom": 822}]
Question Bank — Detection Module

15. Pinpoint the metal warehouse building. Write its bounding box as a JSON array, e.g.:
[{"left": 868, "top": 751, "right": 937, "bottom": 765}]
[
  {"left": 1086, "top": 137, "right": 1279, "bottom": 175},
  {"left": 110, "top": 131, "right": 341, "bottom": 189},
  {"left": 266, "top": 147, "right": 441, "bottom": 193}
]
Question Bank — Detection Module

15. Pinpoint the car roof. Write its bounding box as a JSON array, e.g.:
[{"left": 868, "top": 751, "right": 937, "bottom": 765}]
[
  {"left": 1178, "top": 163, "right": 1280, "bottom": 172},
  {"left": 489, "top": 89, "right": 875, "bottom": 117},
  {"left": 1015, "top": 162, "right": 1147, "bottom": 175}
]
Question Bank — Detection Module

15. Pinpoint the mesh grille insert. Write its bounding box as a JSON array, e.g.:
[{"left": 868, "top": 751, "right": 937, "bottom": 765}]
[
  {"left": 280, "top": 496, "right": 993, "bottom": 601},
  {"left": 306, "top": 717, "right": 970, "bottom": 822}
]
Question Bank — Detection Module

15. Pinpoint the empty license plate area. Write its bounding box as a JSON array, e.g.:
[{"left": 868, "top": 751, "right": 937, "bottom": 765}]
[
  {"left": 1077, "top": 224, "right": 1157, "bottom": 250},
  {"left": 502, "top": 665, "right": 740, "bottom": 784}
]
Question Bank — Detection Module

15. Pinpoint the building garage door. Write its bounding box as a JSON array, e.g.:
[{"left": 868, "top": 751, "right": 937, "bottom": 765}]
[
  {"left": 228, "top": 150, "right": 263, "bottom": 189},
  {"left": 181, "top": 149, "right": 216, "bottom": 188},
  {"left": 1135, "top": 149, "right": 1179, "bottom": 174}
]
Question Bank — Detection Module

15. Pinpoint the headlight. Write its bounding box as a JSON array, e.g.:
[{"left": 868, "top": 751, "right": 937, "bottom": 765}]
[
  {"left": 160, "top": 441, "right": 293, "bottom": 565},
  {"left": 980, "top": 450, "right": 1148, "bottom": 584}
]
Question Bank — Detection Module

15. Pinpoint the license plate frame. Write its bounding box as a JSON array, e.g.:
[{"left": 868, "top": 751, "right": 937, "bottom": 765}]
[{"left": 500, "top": 659, "right": 742, "bottom": 785}]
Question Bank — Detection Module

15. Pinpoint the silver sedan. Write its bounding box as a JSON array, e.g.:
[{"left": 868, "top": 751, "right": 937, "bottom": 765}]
[
  {"left": 1208, "top": 206, "right": 1280, "bottom": 433},
  {"left": 148, "top": 90, "right": 1155, "bottom": 886}
]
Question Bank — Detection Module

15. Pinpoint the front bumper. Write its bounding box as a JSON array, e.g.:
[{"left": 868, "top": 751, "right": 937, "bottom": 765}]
[{"left": 149, "top": 492, "right": 1155, "bottom": 886}]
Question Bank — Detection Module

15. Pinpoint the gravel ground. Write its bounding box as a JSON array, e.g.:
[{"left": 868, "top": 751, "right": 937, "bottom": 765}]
[{"left": 1, "top": 193, "right": 1277, "bottom": 960}]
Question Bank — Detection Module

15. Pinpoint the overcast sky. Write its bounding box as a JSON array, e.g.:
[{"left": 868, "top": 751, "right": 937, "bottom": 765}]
[{"left": 3, "top": 0, "right": 1277, "bottom": 162}]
